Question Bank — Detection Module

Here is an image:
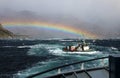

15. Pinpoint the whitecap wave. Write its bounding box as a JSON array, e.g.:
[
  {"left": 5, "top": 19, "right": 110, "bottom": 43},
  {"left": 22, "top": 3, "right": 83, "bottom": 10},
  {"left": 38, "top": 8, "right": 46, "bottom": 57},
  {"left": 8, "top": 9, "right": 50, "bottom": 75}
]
[
  {"left": 27, "top": 44, "right": 62, "bottom": 56},
  {"left": 61, "top": 51, "right": 102, "bottom": 54},
  {"left": 49, "top": 48, "right": 65, "bottom": 55},
  {"left": 17, "top": 45, "right": 33, "bottom": 48}
]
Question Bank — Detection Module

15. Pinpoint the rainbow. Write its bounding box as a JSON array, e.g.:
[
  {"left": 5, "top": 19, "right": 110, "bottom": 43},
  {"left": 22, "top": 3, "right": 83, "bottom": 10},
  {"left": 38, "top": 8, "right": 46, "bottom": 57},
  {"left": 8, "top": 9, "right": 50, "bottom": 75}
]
[{"left": 2, "top": 21, "right": 99, "bottom": 39}]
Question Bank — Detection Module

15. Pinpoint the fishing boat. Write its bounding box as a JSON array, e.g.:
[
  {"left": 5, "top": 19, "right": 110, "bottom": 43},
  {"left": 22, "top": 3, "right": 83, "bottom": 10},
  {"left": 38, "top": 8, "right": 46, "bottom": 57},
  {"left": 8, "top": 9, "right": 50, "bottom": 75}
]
[{"left": 62, "top": 41, "right": 94, "bottom": 53}]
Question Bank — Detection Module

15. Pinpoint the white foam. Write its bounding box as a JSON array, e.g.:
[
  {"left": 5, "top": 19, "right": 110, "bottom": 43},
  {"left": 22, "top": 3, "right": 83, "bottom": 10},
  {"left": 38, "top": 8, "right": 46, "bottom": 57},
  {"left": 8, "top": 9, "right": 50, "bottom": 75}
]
[
  {"left": 17, "top": 45, "right": 33, "bottom": 48},
  {"left": 49, "top": 48, "right": 65, "bottom": 55},
  {"left": 58, "top": 39, "right": 75, "bottom": 42},
  {"left": 27, "top": 44, "right": 62, "bottom": 56},
  {"left": 62, "top": 51, "right": 102, "bottom": 54}
]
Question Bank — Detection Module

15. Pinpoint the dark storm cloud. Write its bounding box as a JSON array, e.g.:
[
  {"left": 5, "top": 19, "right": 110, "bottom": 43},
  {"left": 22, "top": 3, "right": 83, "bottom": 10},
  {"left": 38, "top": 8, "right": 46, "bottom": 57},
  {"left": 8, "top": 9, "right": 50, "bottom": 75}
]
[{"left": 0, "top": 0, "right": 120, "bottom": 39}]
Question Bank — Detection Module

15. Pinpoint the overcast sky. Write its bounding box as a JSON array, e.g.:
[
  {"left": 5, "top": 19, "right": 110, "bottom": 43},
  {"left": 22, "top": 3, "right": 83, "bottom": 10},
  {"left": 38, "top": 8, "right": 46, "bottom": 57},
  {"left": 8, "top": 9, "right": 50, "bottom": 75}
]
[{"left": 0, "top": 0, "right": 120, "bottom": 39}]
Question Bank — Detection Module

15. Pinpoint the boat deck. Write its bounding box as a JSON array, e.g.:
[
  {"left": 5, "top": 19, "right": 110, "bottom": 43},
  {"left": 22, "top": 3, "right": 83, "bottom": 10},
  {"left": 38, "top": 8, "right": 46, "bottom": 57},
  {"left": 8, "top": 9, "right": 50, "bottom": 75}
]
[
  {"left": 27, "top": 57, "right": 109, "bottom": 78},
  {"left": 46, "top": 67, "right": 109, "bottom": 78}
]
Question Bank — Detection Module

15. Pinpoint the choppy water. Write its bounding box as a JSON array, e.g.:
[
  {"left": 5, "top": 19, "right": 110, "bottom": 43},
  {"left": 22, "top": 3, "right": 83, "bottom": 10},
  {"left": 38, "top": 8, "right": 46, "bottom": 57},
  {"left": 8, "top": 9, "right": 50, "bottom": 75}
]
[{"left": 0, "top": 39, "right": 120, "bottom": 78}]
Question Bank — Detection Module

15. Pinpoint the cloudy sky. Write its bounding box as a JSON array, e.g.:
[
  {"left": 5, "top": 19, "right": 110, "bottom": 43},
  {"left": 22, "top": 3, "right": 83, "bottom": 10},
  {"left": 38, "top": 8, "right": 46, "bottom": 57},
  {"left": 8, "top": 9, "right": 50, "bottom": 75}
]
[{"left": 0, "top": 0, "right": 120, "bottom": 39}]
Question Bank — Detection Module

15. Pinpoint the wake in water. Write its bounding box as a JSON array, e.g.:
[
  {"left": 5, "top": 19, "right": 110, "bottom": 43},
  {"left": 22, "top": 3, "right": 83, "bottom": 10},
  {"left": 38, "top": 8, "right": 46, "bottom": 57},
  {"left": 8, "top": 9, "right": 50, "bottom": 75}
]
[
  {"left": 17, "top": 43, "right": 106, "bottom": 78},
  {"left": 0, "top": 39, "right": 119, "bottom": 78}
]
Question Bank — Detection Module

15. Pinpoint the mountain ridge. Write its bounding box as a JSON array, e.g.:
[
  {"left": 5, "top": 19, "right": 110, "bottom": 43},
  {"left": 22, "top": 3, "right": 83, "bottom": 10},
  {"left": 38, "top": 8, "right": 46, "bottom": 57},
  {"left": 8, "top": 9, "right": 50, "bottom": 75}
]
[{"left": 0, "top": 23, "right": 14, "bottom": 38}]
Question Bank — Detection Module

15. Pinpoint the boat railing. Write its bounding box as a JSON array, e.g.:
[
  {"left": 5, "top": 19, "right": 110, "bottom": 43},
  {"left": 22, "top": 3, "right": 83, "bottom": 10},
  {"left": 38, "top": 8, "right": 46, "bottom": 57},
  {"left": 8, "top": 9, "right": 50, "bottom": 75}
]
[{"left": 27, "top": 56, "right": 109, "bottom": 78}]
